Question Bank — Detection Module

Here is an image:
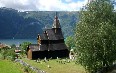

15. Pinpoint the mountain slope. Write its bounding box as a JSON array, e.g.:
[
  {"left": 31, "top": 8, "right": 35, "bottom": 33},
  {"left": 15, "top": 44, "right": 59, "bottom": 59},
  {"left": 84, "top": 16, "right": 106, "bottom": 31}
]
[{"left": 0, "top": 7, "right": 79, "bottom": 39}]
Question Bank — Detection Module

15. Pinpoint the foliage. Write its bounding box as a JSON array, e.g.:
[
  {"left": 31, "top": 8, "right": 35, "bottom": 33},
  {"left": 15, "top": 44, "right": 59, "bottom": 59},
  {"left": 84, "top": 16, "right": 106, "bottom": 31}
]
[
  {"left": 65, "top": 36, "right": 76, "bottom": 51},
  {"left": 75, "top": 0, "right": 116, "bottom": 73},
  {"left": 20, "top": 42, "right": 31, "bottom": 55},
  {"left": 6, "top": 49, "right": 16, "bottom": 61},
  {"left": 23, "top": 66, "right": 30, "bottom": 73},
  {"left": 23, "top": 65, "right": 35, "bottom": 73},
  {"left": 11, "top": 44, "right": 16, "bottom": 49},
  {"left": 0, "top": 46, "right": 16, "bottom": 61}
]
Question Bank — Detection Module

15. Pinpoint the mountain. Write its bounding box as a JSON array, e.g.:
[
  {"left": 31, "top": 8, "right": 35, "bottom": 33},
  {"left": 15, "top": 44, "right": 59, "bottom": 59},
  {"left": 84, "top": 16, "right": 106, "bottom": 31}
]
[{"left": 0, "top": 7, "right": 79, "bottom": 39}]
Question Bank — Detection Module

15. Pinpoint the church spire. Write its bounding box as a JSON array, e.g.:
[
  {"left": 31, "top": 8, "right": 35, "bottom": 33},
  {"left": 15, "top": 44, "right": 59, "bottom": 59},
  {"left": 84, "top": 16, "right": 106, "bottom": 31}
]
[{"left": 52, "top": 12, "right": 61, "bottom": 28}]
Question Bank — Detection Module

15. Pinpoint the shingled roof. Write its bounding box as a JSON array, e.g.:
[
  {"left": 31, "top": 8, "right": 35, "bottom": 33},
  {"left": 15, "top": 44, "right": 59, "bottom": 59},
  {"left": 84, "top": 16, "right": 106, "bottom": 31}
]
[
  {"left": 46, "top": 29, "right": 64, "bottom": 40},
  {"left": 54, "top": 29, "right": 64, "bottom": 39},
  {"left": 48, "top": 43, "right": 67, "bottom": 51},
  {"left": 39, "top": 33, "right": 48, "bottom": 40},
  {"left": 46, "top": 29, "right": 56, "bottom": 40}
]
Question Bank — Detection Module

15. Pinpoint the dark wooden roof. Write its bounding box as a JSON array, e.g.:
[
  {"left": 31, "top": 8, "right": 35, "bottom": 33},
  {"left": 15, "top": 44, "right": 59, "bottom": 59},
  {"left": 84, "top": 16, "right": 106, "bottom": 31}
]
[
  {"left": 28, "top": 44, "right": 47, "bottom": 51},
  {"left": 46, "top": 29, "right": 56, "bottom": 40},
  {"left": 48, "top": 43, "right": 67, "bottom": 51},
  {"left": 38, "top": 13, "right": 64, "bottom": 41},
  {"left": 40, "top": 33, "right": 48, "bottom": 40},
  {"left": 46, "top": 29, "right": 64, "bottom": 40},
  {"left": 54, "top": 29, "right": 64, "bottom": 40}
]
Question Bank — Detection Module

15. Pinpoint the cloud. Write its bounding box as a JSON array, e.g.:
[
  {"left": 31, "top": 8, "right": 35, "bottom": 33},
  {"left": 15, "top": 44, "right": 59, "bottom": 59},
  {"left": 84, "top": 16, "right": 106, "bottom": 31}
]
[
  {"left": 0, "top": 0, "right": 38, "bottom": 11},
  {"left": 0, "top": 0, "right": 88, "bottom": 11},
  {"left": 65, "top": 0, "right": 72, "bottom": 3}
]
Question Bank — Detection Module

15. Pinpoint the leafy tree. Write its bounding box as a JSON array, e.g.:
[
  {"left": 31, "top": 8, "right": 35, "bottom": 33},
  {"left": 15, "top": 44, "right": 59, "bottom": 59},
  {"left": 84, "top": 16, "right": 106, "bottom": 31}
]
[
  {"left": 11, "top": 44, "right": 16, "bottom": 49},
  {"left": 20, "top": 42, "right": 31, "bottom": 55},
  {"left": 5, "top": 49, "right": 16, "bottom": 61},
  {"left": 0, "top": 46, "right": 16, "bottom": 60},
  {"left": 75, "top": 0, "right": 116, "bottom": 72},
  {"left": 65, "top": 36, "right": 76, "bottom": 50}
]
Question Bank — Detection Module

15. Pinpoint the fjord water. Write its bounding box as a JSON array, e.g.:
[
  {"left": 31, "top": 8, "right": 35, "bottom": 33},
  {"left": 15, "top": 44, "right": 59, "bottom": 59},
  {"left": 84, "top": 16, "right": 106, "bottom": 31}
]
[{"left": 0, "top": 39, "right": 37, "bottom": 46}]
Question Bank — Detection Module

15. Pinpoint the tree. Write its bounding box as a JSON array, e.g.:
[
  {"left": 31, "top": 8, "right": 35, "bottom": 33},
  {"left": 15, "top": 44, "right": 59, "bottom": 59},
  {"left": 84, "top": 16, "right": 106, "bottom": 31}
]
[
  {"left": 75, "top": 0, "right": 116, "bottom": 72},
  {"left": 65, "top": 36, "right": 76, "bottom": 50},
  {"left": 0, "top": 46, "right": 16, "bottom": 60},
  {"left": 20, "top": 42, "right": 31, "bottom": 55},
  {"left": 11, "top": 44, "right": 16, "bottom": 49}
]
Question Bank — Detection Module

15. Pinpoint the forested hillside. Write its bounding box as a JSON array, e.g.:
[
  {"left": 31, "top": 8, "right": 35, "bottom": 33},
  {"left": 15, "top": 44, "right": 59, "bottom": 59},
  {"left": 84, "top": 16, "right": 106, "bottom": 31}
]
[{"left": 0, "top": 7, "right": 79, "bottom": 39}]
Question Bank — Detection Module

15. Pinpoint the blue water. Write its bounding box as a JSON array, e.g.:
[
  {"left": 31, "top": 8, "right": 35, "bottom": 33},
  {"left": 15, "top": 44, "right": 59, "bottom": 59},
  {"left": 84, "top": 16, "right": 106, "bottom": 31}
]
[{"left": 0, "top": 39, "right": 37, "bottom": 46}]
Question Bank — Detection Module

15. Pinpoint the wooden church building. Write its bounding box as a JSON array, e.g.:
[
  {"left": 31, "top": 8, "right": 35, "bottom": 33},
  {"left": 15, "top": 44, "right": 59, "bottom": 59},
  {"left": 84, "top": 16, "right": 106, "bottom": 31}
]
[{"left": 27, "top": 13, "right": 69, "bottom": 60}]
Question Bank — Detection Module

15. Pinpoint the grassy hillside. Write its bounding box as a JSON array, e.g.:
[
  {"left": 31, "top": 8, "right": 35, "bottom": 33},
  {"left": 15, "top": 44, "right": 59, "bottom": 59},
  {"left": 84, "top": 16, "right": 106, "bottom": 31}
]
[
  {"left": 23, "top": 58, "right": 86, "bottom": 73},
  {"left": 0, "top": 60, "right": 23, "bottom": 73}
]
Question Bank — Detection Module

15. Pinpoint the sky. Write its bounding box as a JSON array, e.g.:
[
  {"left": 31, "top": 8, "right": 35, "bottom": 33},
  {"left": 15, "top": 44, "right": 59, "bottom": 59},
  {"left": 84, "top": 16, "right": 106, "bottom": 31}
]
[{"left": 0, "top": 0, "right": 89, "bottom": 11}]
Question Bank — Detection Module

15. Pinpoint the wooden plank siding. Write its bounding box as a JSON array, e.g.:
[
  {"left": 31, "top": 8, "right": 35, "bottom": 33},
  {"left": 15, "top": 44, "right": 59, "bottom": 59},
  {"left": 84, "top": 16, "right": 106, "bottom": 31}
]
[{"left": 27, "top": 49, "right": 32, "bottom": 60}]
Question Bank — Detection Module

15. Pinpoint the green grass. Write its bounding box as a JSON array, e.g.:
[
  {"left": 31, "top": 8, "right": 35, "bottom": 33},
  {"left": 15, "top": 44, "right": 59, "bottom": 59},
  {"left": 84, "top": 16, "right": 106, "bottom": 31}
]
[
  {"left": 0, "top": 60, "right": 23, "bottom": 73},
  {"left": 23, "top": 58, "right": 86, "bottom": 73}
]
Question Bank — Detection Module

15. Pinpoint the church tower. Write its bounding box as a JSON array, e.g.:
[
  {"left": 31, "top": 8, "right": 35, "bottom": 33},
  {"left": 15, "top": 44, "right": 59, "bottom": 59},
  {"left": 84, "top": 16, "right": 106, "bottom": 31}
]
[
  {"left": 52, "top": 12, "right": 61, "bottom": 33},
  {"left": 52, "top": 12, "right": 61, "bottom": 28}
]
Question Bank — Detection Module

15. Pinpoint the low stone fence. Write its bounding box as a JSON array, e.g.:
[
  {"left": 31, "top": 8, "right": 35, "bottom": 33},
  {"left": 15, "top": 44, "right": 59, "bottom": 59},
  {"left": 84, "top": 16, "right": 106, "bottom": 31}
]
[{"left": 15, "top": 59, "right": 46, "bottom": 73}]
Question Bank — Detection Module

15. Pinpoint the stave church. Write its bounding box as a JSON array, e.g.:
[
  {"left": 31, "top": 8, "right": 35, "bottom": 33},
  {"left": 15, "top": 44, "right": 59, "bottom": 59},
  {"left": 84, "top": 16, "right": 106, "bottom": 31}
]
[{"left": 27, "top": 13, "right": 69, "bottom": 60}]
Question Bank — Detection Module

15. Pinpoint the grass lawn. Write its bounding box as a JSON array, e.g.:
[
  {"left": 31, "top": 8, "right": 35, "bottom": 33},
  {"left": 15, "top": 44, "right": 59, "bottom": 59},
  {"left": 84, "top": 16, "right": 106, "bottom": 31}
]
[
  {"left": 23, "top": 58, "right": 86, "bottom": 73},
  {"left": 0, "top": 60, "right": 24, "bottom": 73}
]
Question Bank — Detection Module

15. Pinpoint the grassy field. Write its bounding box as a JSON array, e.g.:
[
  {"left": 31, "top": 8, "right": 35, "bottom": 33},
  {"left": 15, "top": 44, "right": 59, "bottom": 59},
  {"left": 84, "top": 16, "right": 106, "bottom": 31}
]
[
  {"left": 23, "top": 58, "right": 86, "bottom": 73},
  {"left": 0, "top": 60, "right": 23, "bottom": 73}
]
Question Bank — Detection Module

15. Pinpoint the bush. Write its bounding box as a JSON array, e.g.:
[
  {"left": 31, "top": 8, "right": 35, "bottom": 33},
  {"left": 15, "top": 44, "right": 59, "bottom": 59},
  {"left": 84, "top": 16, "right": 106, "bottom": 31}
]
[
  {"left": 0, "top": 47, "right": 17, "bottom": 61},
  {"left": 0, "top": 53, "right": 4, "bottom": 60}
]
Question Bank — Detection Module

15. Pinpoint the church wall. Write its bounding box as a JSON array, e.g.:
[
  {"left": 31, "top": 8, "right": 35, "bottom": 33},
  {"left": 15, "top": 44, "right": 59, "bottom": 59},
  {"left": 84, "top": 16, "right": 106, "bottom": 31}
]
[
  {"left": 32, "top": 51, "right": 48, "bottom": 59},
  {"left": 49, "top": 39, "right": 64, "bottom": 44},
  {"left": 48, "top": 49, "right": 69, "bottom": 59},
  {"left": 27, "top": 49, "right": 32, "bottom": 60},
  {"left": 41, "top": 40, "right": 49, "bottom": 44},
  {"left": 27, "top": 49, "right": 69, "bottom": 60}
]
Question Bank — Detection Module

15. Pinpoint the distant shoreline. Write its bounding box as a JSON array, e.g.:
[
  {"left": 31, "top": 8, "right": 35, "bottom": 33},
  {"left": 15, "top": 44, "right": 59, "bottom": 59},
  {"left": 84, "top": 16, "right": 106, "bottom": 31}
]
[{"left": 0, "top": 39, "right": 37, "bottom": 46}]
